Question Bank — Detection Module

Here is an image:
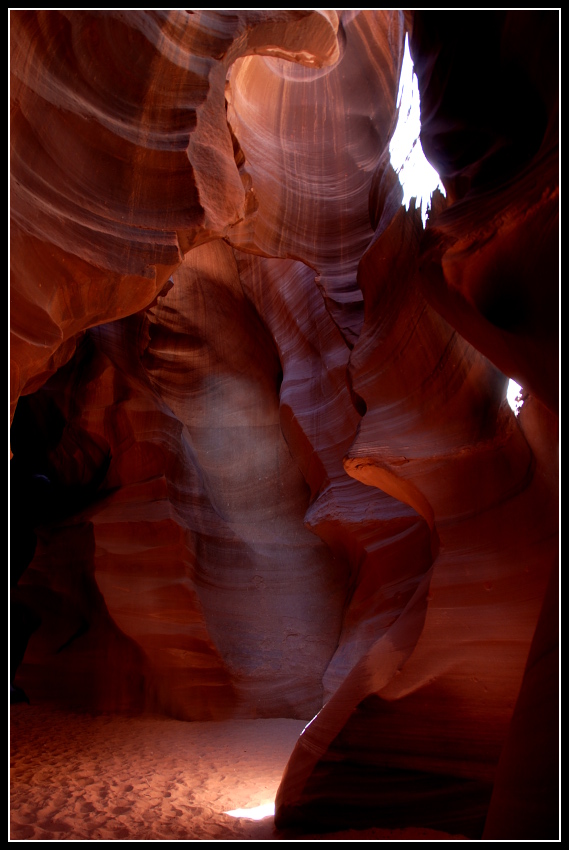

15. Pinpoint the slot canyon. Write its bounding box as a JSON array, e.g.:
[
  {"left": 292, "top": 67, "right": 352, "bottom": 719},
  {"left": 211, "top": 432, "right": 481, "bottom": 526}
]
[{"left": 9, "top": 9, "right": 559, "bottom": 841}]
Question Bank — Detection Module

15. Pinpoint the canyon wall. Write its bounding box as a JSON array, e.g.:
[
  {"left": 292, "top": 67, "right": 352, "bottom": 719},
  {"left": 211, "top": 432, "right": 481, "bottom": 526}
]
[{"left": 10, "top": 10, "right": 558, "bottom": 839}]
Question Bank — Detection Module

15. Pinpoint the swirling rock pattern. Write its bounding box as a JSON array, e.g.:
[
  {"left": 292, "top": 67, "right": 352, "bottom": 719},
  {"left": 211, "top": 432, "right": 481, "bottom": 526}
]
[
  {"left": 10, "top": 9, "right": 558, "bottom": 840},
  {"left": 10, "top": 9, "right": 340, "bottom": 419},
  {"left": 275, "top": 189, "right": 557, "bottom": 838}
]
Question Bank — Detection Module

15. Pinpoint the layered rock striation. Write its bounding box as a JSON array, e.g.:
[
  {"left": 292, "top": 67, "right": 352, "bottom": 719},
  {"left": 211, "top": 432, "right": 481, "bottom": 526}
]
[{"left": 10, "top": 9, "right": 558, "bottom": 840}]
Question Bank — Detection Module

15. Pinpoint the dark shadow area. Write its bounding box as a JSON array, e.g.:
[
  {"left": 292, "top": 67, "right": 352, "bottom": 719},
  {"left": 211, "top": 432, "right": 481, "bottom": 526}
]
[{"left": 10, "top": 392, "right": 113, "bottom": 702}]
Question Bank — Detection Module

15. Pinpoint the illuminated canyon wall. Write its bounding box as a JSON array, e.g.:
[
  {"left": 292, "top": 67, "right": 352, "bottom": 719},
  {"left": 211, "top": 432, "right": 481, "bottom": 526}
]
[{"left": 10, "top": 10, "right": 559, "bottom": 839}]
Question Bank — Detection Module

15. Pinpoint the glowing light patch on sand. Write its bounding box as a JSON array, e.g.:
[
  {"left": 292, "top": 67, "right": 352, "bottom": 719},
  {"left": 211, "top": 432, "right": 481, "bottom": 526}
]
[
  {"left": 507, "top": 379, "right": 525, "bottom": 416},
  {"left": 225, "top": 802, "right": 275, "bottom": 820},
  {"left": 389, "top": 34, "right": 445, "bottom": 227}
]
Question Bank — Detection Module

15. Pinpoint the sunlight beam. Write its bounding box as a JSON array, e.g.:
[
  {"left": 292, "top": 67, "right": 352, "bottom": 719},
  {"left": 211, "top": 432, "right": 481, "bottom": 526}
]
[
  {"left": 390, "top": 34, "right": 445, "bottom": 227},
  {"left": 506, "top": 379, "right": 525, "bottom": 416}
]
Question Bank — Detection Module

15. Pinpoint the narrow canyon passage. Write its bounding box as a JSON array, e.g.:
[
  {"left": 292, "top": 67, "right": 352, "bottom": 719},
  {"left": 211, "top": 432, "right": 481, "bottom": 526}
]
[{"left": 10, "top": 9, "right": 558, "bottom": 841}]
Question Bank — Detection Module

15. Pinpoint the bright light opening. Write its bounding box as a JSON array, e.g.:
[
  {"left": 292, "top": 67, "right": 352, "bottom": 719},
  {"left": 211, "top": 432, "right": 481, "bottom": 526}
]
[
  {"left": 300, "top": 709, "right": 320, "bottom": 735},
  {"left": 389, "top": 34, "right": 446, "bottom": 227},
  {"left": 225, "top": 802, "right": 275, "bottom": 820},
  {"left": 507, "top": 379, "right": 525, "bottom": 416}
]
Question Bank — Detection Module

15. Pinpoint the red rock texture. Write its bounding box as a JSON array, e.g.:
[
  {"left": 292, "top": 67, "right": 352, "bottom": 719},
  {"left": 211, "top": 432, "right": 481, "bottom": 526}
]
[
  {"left": 410, "top": 11, "right": 559, "bottom": 415},
  {"left": 10, "top": 9, "right": 341, "bottom": 420},
  {"left": 10, "top": 9, "right": 558, "bottom": 840}
]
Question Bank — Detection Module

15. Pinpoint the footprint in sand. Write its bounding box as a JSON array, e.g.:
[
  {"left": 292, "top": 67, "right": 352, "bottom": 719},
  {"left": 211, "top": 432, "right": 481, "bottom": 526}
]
[
  {"left": 10, "top": 823, "right": 35, "bottom": 840},
  {"left": 111, "top": 805, "right": 132, "bottom": 816},
  {"left": 10, "top": 808, "right": 36, "bottom": 824},
  {"left": 37, "top": 817, "right": 74, "bottom": 833}
]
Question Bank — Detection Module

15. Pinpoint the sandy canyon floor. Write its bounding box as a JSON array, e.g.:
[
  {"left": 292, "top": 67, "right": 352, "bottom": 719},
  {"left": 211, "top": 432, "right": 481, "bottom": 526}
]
[{"left": 10, "top": 703, "right": 468, "bottom": 841}]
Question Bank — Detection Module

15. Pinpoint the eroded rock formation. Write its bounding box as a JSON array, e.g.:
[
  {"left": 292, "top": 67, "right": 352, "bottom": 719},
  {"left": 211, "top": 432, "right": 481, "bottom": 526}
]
[{"left": 10, "top": 9, "right": 559, "bottom": 840}]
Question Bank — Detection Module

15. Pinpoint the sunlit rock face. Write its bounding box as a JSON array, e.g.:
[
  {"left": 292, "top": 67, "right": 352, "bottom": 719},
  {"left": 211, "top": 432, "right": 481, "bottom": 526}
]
[
  {"left": 10, "top": 9, "right": 558, "bottom": 840},
  {"left": 9, "top": 8, "right": 341, "bottom": 421},
  {"left": 226, "top": 11, "right": 405, "bottom": 344},
  {"left": 15, "top": 252, "right": 348, "bottom": 721}
]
